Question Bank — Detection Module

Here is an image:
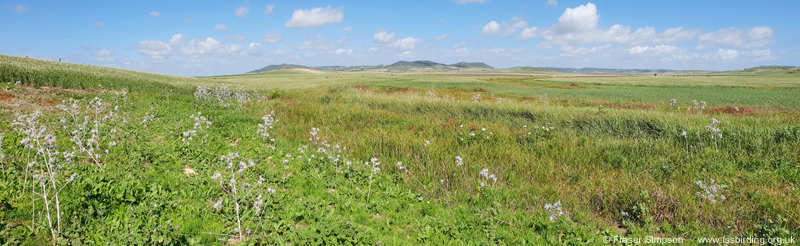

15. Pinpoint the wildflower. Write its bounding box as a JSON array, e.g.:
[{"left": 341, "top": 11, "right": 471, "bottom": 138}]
[
  {"left": 544, "top": 201, "right": 565, "bottom": 221},
  {"left": 267, "top": 187, "right": 276, "bottom": 194},
  {"left": 670, "top": 98, "right": 677, "bottom": 106},
  {"left": 418, "top": 196, "right": 423, "bottom": 201},
  {"left": 425, "top": 140, "right": 430, "bottom": 146},
  {"left": 213, "top": 200, "right": 223, "bottom": 209},
  {"left": 455, "top": 156, "right": 463, "bottom": 167},
  {"left": 211, "top": 173, "right": 222, "bottom": 179},
  {"left": 397, "top": 161, "right": 405, "bottom": 170}
]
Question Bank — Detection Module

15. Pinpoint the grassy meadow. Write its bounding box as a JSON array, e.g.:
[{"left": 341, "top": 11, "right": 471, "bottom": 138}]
[{"left": 1, "top": 55, "right": 799, "bottom": 245}]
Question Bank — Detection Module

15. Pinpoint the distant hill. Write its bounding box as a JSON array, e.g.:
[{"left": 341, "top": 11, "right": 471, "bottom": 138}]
[
  {"left": 537, "top": 67, "right": 678, "bottom": 74},
  {"left": 450, "top": 62, "right": 493, "bottom": 69},
  {"left": 247, "top": 64, "right": 309, "bottom": 74},
  {"left": 246, "top": 61, "right": 495, "bottom": 74}
]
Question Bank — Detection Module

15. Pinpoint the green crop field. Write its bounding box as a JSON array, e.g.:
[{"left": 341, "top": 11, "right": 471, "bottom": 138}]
[{"left": 1, "top": 55, "right": 799, "bottom": 245}]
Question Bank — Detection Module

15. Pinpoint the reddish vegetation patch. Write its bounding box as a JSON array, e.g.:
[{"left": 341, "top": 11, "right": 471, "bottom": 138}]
[
  {"left": 37, "top": 98, "right": 60, "bottom": 106},
  {"left": 784, "top": 113, "right": 800, "bottom": 123},
  {"left": 570, "top": 83, "right": 580, "bottom": 87},
  {"left": 0, "top": 93, "right": 13, "bottom": 100},
  {"left": 706, "top": 106, "right": 754, "bottom": 117}
]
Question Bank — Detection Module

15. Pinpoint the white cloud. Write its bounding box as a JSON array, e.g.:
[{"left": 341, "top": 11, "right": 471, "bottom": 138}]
[
  {"left": 284, "top": 6, "right": 344, "bottom": 28},
  {"left": 503, "top": 20, "right": 528, "bottom": 37},
  {"left": 225, "top": 35, "right": 247, "bottom": 41},
  {"left": 517, "top": 3, "right": 697, "bottom": 46},
  {"left": 150, "top": 11, "right": 160, "bottom": 17},
  {"left": 432, "top": 34, "right": 450, "bottom": 41},
  {"left": 336, "top": 37, "right": 352, "bottom": 46},
  {"left": 335, "top": 49, "right": 353, "bottom": 55},
  {"left": 295, "top": 35, "right": 330, "bottom": 51},
  {"left": 213, "top": 24, "right": 229, "bottom": 31},
  {"left": 715, "top": 49, "right": 739, "bottom": 60},
  {"left": 235, "top": 7, "right": 250, "bottom": 19},
  {"left": 481, "top": 21, "right": 501, "bottom": 36},
  {"left": 15, "top": 4, "right": 28, "bottom": 13},
  {"left": 535, "top": 42, "right": 553, "bottom": 49},
  {"left": 265, "top": 5, "right": 274, "bottom": 14},
  {"left": 452, "top": 0, "right": 489, "bottom": 4},
  {"left": 247, "top": 43, "right": 264, "bottom": 57},
  {"left": 373, "top": 31, "right": 421, "bottom": 51},
  {"left": 91, "top": 49, "right": 115, "bottom": 57},
  {"left": 343, "top": 26, "right": 352, "bottom": 33},
  {"left": 698, "top": 27, "right": 773, "bottom": 49},
  {"left": 93, "top": 22, "right": 105, "bottom": 27},
  {"left": 559, "top": 44, "right": 610, "bottom": 56},
  {"left": 626, "top": 45, "right": 683, "bottom": 56},
  {"left": 546, "top": 0, "right": 558, "bottom": 7},
  {"left": 273, "top": 48, "right": 286, "bottom": 55},
  {"left": 555, "top": 3, "right": 598, "bottom": 33},
  {"left": 742, "top": 49, "right": 777, "bottom": 61},
  {"left": 137, "top": 34, "right": 241, "bottom": 59},
  {"left": 373, "top": 31, "right": 396, "bottom": 44},
  {"left": 517, "top": 27, "right": 537, "bottom": 41},
  {"left": 263, "top": 31, "right": 283, "bottom": 43},
  {"left": 386, "top": 37, "right": 422, "bottom": 50}
]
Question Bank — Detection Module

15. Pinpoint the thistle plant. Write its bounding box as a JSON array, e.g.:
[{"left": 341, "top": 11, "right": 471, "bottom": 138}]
[
  {"left": 182, "top": 112, "right": 211, "bottom": 146},
  {"left": 544, "top": 201, "right": 565, "bottom": 222},
  {"left": 706, "top": 118, "right": 722, "bottom": 153},
  {"left": 12, "top": 111, "right": 77, "bottom": 240},
  {"left": 210, "top": 152, "right": 272, "bottom": 242},
  {"left": 256, "top": 111, "right": 277, "bottom": 147},
  {"left": 365, "top": 157, "right": 380, "bottom": 208},
  {"left": 471, "top": 93, "right": 481, "bottom": 103},
  {"left": 694, "top": 179, "right": 725, "bottom": 203},
  {"left": 194, "top": 84, "right": 254, "bottom": 108},
  {"left": 56, "top": 97, "right": 121, "bottom": 170}
]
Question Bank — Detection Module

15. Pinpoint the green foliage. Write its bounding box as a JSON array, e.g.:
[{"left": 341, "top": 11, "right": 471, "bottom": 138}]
[{"left": 0, "top": 58, "right": 799, "bottom": 244}]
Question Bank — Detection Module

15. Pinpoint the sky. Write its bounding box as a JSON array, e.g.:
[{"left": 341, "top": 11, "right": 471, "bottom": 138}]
[{"left": 2, "top": 0, "right": 799, "bottom": 76}]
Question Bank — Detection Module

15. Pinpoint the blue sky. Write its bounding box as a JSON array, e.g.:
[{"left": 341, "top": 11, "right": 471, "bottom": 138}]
[{"left": 2, "top": 0, "right": 798, "bottom": 76}]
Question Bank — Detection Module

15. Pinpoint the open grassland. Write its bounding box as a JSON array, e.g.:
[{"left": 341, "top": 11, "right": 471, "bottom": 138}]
[{"left": 1, "top": 56, "right": 799, "bottom": 245}]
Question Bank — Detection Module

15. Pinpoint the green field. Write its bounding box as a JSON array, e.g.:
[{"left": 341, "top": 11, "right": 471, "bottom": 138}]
[{"left": 1, "top": 55, "right": 799, "bottom": 245}]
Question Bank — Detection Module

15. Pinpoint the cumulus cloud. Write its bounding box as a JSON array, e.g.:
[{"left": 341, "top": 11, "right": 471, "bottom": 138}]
[
  {"left": 433, "top": 34, "right": 450, "bottom": 41},
  {"left": 284, "top": 6, "right": 343, "bottom": 28},
  {"left": 336, "top": 37, "right": 352, "bottom": 46},
  {"left": 15, "top": 4, "right": 28, "bottom": 13},
  {"left": 387, "top": 37, "right": 422, "bottom": 50},
  {"left": 373, "top": 31, "right": 421, "bottom": 51},
  {"left": 295, "top": 35, "right": 330, "bottom": 51},
  {"left": 235, "top": 7, "right": 250, "bottom": 18},
  {"left": 343, "top": 26, "right": 352, "bottom": 33},
  {"left": 150, "top": 11, "right": 160, "bottom": 17},
  {"left": 546, "top": 0, "right": 558, "bottom": 7},
  {"left": 481, "top": 21, "right": 501, "bottom": 36},
  {"left": 247, "top": 43, "right": 264, "bottom": 57},
  {"left": 373, "top": 31, "right": 396, "bottom": 44},
  {"left": 482, "top": 17, "right": 527, "bottom": 37},
  {"left": 265, "top": 4, "right": 274, "bottom": 14},
  {"left": 91, "top": 49, "right": 114, "bottom": 57},
  {"left": 559, "top": 44, "right": 610, "bottom": 56},
  {"left": 697, "top": 27, "right": 773, "bottom": 49},
  {"left": 225, "top": 35, "right": 247, "bottom": 41},
  {"left": 136, "top": 34, "right": 242, "bottom": 60},
  {"left": 93, "top": 22, "right": 105, "bottom": 27},
  {"left": 503, "top": 20, "right": 528, "bottom": 37},
  {"left": 263, "top": 31, "right": 283, "bottom": 43},
  {"left": 335, "top": 49, "right": 353, "bottom": 55},
  {"left": 452, "top": 0, "right": 489, "bottom": 4},
  {"left": 213, "top": 24, "right": 229, "bottom": 31},
  {"left": 516, "top": 3, "right": 697, "bottom": 46}
]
